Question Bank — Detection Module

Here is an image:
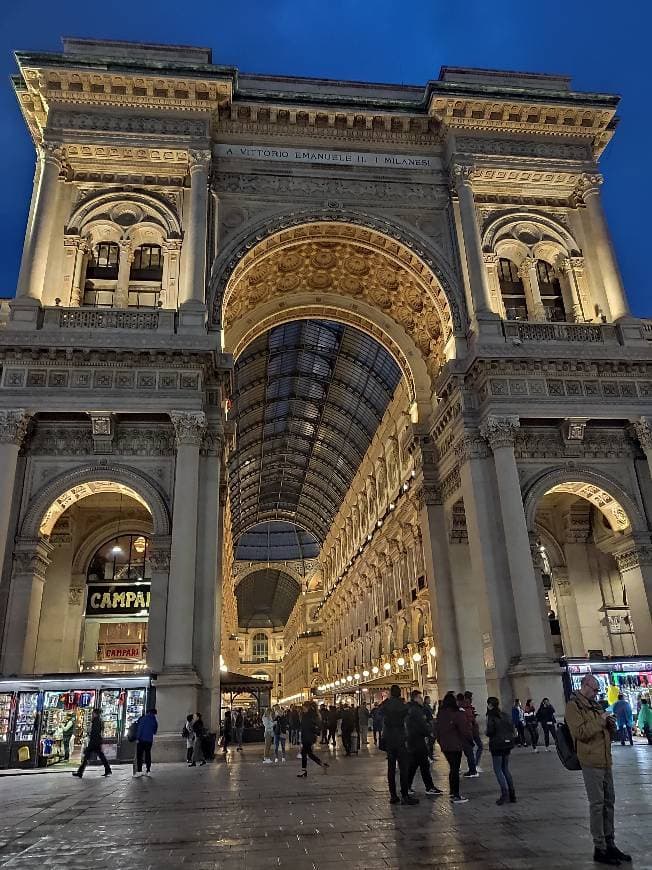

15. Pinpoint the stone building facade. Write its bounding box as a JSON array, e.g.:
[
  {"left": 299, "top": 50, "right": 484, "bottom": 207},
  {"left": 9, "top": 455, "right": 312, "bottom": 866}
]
[{"left": 1, "top": 38, "right": 651, "bottom": 752}]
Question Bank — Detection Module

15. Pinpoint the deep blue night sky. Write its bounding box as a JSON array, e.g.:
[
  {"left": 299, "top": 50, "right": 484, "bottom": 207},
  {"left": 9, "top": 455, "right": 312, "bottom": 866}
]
[{"left": 0, "top": 1, "right": 649, "bottom": 312}]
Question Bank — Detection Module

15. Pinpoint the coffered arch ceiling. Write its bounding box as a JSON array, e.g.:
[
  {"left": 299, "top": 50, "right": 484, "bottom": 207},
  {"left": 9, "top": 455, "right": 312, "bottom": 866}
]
[
  {"left": 220, "top": 222, "right": 460, "bottom": 385},
  {"left": 229, "top": 319, "right": 402, "bottom": 543},
  {"left": 236, "top": 568, "right": 301, "bottom": 629}
]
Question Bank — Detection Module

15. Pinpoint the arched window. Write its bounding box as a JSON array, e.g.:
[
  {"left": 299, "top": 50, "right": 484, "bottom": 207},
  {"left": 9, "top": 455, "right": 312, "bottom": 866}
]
[
  {"left": 536, "top": 260, "right": 566, "bottom": 322},
  {"left": 252, "top": 633, "right": 269, "bottom": 661},
  {"left": 498, "top": 258, "right": 527, "bottom": 321},
  {"left": 83, "top": 242, "right": 119, "bottom": 307},
  {"left": 129, "top": 245, "right": 163, "bottom": 309},
  {"left": 82, "top": 533, "right": 151, "bottom": 671}
]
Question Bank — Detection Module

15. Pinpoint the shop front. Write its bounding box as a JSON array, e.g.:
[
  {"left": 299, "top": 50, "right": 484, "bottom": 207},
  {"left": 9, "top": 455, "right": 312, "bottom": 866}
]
[
  {"left": 0, "top": 675, "right": 152, "bottom": 769},
  {"left": 562, "top": 657, "right": 652, "bottom": 713}
]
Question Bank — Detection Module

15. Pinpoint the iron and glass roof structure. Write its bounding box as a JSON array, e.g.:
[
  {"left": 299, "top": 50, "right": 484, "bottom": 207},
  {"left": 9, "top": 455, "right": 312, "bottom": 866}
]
[
  {"left": 235, "top": 521, "right": 319, "bottom": 562},
  {"left": 235, "top": 569, "right": 301, "bottom": 629},
  {"left": 229, "top": 320, "right": 402, "bottom": 544}
]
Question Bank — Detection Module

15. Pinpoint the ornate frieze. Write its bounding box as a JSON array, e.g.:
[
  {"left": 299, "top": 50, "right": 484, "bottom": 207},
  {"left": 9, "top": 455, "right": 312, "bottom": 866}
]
[
  {"left": 455, "top": 136, "right": 593, "bottom": 161},
  {"left": 51, "top": 111, "right": 208, "bottom": 138},
  {"left": 68, "top": 586, "right": 85, "bottom": 606},
  {"left": 454, "top": 431, "right": 490, "bottom": 463},
  {"left": 480, "top": 415, "right": 520, "bottom": 450},
  {"left": 170, "top": 411, "right": 207, "bottom": 447},
  {"left": 12, "top": 538, "right": 53, "bottom": 579},
  {"left": 0, "top": 409, "right": 32, "bottom": 445},
  {"left": 614, "top": 546, "right": 652, "bottom": 572}
]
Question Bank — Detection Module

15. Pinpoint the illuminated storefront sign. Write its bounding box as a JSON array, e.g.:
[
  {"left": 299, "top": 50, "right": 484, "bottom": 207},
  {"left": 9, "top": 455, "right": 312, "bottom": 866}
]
[
  {"left": 86, "top": 584, "right": 151, "bottom": 617},
  {"left": 99, "top": 643, "right": 144, "bottom": 661}
]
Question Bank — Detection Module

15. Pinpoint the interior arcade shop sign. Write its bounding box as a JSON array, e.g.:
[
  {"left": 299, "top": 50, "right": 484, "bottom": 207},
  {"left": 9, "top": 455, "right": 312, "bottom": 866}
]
[{"left": 86, "top": 583, "right": 151, "bottom": 617}]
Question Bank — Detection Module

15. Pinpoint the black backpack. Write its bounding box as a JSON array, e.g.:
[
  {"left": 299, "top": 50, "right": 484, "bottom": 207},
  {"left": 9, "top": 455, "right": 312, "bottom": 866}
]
[{"left": 556, "top": 720, "right": 581, "bottom": 771}]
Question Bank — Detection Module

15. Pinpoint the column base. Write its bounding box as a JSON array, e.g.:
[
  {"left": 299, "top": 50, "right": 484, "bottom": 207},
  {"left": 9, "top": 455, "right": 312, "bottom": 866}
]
[
  {"left": 473, "top": 310, "right": 504, "bottom": 342},
  {"left": 177, "top": 300, "right": 207, "bottom": 333},
  {"left": 153, "top": 666, "right": 201, "bottom": 737},
  {"left": 508, "top": 655, "right": 564, "bottom": 711},
  {"left": 8, "top": 297, "right": 41, "bottom": 330}
]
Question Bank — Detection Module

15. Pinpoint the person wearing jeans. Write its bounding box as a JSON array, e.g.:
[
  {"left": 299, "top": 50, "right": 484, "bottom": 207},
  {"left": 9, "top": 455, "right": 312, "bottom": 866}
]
[
  {"left": 486, "top": 697, "right": 516, "bottom": 805},
  {"left": 457, "top": 693, "right": 478, "bottom": 777},
  {"left": 464, "top": 691, "right": 483, "bottom": 770},
  {"left": 436, "top": 692, "right": 472, "bottom": 804},
  {"left": 536, "top": 698, "right": 557, "bottom": 751},
  {"left": 262, "top": 708, "right": 275, "bottom": 764},
  {"left": 134, "top": 707, "right": 158, "bottom": 776},
  {"left": 273, "top": 706, "right": 288, "bottom": 762},
  {"left": 612, "top": 694, "right": 634, "bottom": 747},
  {"left": 566, "top": 673, "right": 631, "bottom": 866}
]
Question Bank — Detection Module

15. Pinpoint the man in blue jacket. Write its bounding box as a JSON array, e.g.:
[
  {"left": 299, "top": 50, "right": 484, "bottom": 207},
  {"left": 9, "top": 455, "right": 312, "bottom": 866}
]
[{"left": 135, "top": 707, "right": 158, "bottom": 776}]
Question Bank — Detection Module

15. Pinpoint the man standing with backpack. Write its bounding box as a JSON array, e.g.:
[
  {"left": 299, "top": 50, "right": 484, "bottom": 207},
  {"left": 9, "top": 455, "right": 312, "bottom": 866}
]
[{"left": 566, "top": 674, "right": 631, "bottom": 866}]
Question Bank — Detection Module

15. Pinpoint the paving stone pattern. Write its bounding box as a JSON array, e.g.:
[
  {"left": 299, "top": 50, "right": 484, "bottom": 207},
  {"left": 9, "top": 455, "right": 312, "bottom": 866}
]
[{"left": 0, "top": 742, "right": 650, "bottom": 869}]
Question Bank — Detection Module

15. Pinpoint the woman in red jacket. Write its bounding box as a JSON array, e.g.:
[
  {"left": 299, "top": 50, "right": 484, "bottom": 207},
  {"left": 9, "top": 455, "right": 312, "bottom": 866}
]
[{"left": 436, "top": 692, "right": 473, "bottom": 804}]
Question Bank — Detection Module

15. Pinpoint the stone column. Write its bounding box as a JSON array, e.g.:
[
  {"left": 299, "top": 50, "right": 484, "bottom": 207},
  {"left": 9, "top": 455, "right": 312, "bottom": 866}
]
[
  {"left": 16, "top": 142, "right": 65, "bottom": 302},
  {"left": 456, "top": 431, "right": 518, "bottom": 704},
  {"left": 0, "top": 411, "right": 31, "bottom": 586},
  {"left": 550, "top": 567, "right": 583, "bottom": 657},
  {"left": 2, "top": 538, "right": 52, "bottom": 674},
  {"left": 452, "top": 165, "right": 494, "bottom": 319},
  {"left": 483, "top": 252, "right": 503, "bottom": 317},
  {"left": 34, "top": 518, "right": 73, "bottom": 672},
  {"left": 114, "top": 240, "right": 133, "bottom": 309},
  {"left": 577, "top": 173, "right": 629, "bottom": 321},
  {"left": 613, "top": 543, "right": 652, "bottom": 653},
  {"left": 70, "top": 240, "right": 89, "bottom": 307},
  {"left": 147, "top": 536, "right": 172, "bottom": 674},
  {"left": 194, "top": 418, "right": 224, "bottom": 729},
  {"left": 181, "top": 149, "right": 211, "bottom": 308},
  {"left": 162, "top": 239, "right": 182, "bottom": 309},
  {"left": 518, "top": 257, "right": 545, "bottom": 321},
  {"left": 479, "top": 415, "right": 563, "bottom": 707},
  {"left": 558, "top": 256, "right": 588, "bottom": 322},
  {"left": 417, "top": 483, "right": 464, "bottom": 693}
]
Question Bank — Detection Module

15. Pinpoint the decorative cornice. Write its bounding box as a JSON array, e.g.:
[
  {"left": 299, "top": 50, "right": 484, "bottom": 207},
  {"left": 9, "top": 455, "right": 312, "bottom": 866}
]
[
  {"left": 170, "top": 411, "right": 207, "bottom": 447},
  {"left": 0, "top": 409, "right": 32, "bottom": 445},
  {"left": 614, "top": 546, "right": 652, "bottom": 572},
  {"left": 480, "top": 415, "right": 520, "bottom": 450},
  {"left": 632, "top": 418, "right": 652, "bottom": 451}
]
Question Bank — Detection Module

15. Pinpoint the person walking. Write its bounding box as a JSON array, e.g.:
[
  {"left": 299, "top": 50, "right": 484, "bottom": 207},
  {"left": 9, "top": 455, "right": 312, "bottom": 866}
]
[
  {"left": 273, "top": 705, "right": 288, "bottom": 762},
  {"left": 327, "top": 704, "right": 339, "bottom": 747},
  {"left": 612, "top": 694, "right": 634, "bottom": 747},
  {"left": 486, "top": 697, "right": 516, "bottom": 805},
  {"left": 637, "top": 697, "right": 652, "bottom": 744},
  {"left": 289, "top": 705, "right": 301, "bottom": 746},
  {"left": 234, "top": 709, "right": 244, "bottom": 751},
  {"left": 262, "top": 707, "right": 275, "bottom": 764},
  {"left": 405, "top": 690, "right": 443, "bottom": 797},
  {"left": 190, "top": 712, "right": 207, "bottom": 767},
  {"left": 134, "top": 707, "right": 158, "bottom": 776},
  {"left": 511, "top": 699, "right": 526, "bottom": 747},
  {"left": 380, "top": 684, "right": 418, "bottom": 806},
  {"left": 423, "top": 695, "right": 436, "bottom": 761},
  {"left": 436, "top": 692, "right": 472, "bottom": 804},
  {"left": 340, "top": 704, "right": 355, "bottom": 755},
  {"left": 297, "top": 701, "right": 329, "bottom": 777},
  {"left": 357, "top": 701, "right": 370, "bottom": 747},
  {"left": 319, "top": 704, "right": 329, "bottom": 744},
  {"left": 183, "top": 714, "right": 195, "bottom": 764},
  {"left": 456, "top": 693, "right": 479, "bottom": 777},
  {"left": 463, "top": 691, "right": 483, "bottom": 772},
  {"left": 523, "top": 700, "right": 539, "bottom": 752},
  {"left": 536, "top": 698, "right": 557, "bottom": 751},
  {"left": 72, "top": 709, "right": 112, "bottom": 778},
  {"left": 566, "top": 673, "right": 631, "bottom": 865},
  {"left": 222, "top": 709, "right": 232, "bottom": 755},
  {"left": 371, "top": 703, "right": 384, "bottom": 747}
]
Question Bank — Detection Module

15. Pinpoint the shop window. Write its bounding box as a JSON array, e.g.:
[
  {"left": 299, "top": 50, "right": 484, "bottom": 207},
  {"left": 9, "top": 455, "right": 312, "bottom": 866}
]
[
  {"left": 82, "top": 534, "right": 151, "bottom": 671},
  {"left": 536, "top": 260, "right": 566, "bottom": 322},
  {"left": 498, "top": 257, "right": 528, "bottom": 321},
  {"left": 252, "top": 633, "right": 269, "bottom": 661}
]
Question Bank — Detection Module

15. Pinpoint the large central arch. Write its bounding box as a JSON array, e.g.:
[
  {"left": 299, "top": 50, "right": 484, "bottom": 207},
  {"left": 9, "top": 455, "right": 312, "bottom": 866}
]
[{"left": 209, "top": 214, "right": 466, "bottom": 407}]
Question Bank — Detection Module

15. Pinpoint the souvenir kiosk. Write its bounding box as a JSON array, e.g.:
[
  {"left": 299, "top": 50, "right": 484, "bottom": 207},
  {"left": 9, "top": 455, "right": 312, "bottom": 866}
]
[
  {"left": 0, "top": 674, "right": 153, "bottom": 769},
  {"left": 562, "top": 656, "right": 652, "bottom": 710}
]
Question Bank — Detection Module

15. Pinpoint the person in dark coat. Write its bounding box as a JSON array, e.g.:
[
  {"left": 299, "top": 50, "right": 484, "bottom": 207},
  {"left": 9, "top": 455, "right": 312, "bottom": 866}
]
[
  {"left": 535, "top": 698, "right": 557, "bottom": 750},
  {"left": 289, "top": 705, "right": 301, "bottom": 745},
  {"left": 340, "top": 705, "right": 355, "bottom": 755},
  {"left": 297, "top": 701, "right": 329, "bottom": 777},
  {"left": 436, "top": 692, "right": 472, "bottom": 804},
  {"left": 135, "top": 707, "right": 158, "bottom": 776},
  {"left": 327, "top": 704, "right": 339, "bottom": 746},
  {"left": 405, "top": 690, "right": 443, "bottom": 796},
  {"left": 371, "top": 703, "right": 384, "bottom": 746},
  {"left": 190, "top": 712, "right": 207, "bottom": 766},
  {"left": 222, "top": 709, "right": 232, "bottom": 755},
  {"left": 380, "top": 685, "right": 418, "bottom": 805},
  {"left": 72, "top": 709, "right": 112, "bottom": 778},
  {"left": 319, "top": 704, "right": 329, "bottom": 744},
  {"left": 486, "top": 697, "right": 517, "bottom": 805},
  {"left": 423, "top": 695, "right": 436, "bottom": 760}
]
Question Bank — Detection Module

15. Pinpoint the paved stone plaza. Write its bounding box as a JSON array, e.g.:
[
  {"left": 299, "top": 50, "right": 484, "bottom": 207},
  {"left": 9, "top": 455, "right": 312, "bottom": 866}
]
[{"left": 0, "top": 743, "right": 650, "bottom": 869}]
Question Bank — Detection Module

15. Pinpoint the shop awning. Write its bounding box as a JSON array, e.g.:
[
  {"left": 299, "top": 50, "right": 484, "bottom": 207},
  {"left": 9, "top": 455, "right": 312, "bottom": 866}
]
[
  {"left": 358, "top": 671, "right": 415, "bottom": 690},
  {"left": 219, "top": 670, "right": 273, "bottom": 692}
]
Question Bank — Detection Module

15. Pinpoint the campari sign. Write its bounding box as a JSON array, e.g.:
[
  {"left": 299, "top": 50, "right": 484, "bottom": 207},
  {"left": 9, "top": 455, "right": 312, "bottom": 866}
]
[{"left": 86, "top": 583, "right": 151, "bottom": 617}]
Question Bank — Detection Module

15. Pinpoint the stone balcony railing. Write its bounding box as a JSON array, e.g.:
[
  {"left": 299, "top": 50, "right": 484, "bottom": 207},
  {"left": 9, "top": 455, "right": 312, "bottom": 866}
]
[
  {"left": 43, "top": 306, "right": 171, "bottom": 331},
  {"left": 502, "top": 319, "right": 620, "bottom": 344}
]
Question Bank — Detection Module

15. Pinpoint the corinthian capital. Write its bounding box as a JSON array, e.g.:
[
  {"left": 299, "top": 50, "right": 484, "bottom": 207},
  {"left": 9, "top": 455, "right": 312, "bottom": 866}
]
[
  {"left": 188, "top": 149, "right": 212, "bottom": 173},
  {"left": 454, "top": 430, "right": 489, "bottom": 463},
  {"left": 480, "top": 415, "right": 520, "bottom": 450},
  {"left": 575, "top": 172, "right": 603, "bottom": 201},
  {"left": 632, "top": 418, "right": 652, "bottom": 451},
  {"left": 451, "top": 162, "right": 476, "bottom": 187},
  {"left": 40, "top": 140, "right": 65, "bottom": 168},
  {"left": 0, "top": 409, "right": 32, "bottom": 445},
  {"left": 170, "top": 411, "right": 207, "bottom": 446}
]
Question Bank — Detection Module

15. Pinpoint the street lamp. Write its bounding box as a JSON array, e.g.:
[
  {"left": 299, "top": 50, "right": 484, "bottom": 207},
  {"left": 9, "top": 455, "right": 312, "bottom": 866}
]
[
  {"left": 354, "top": 673, "right": 360, "bottom": 680},
  {"left": 397, "top": 656, "right": 405, "bottom": 667},
  {"left": 362, "top": 670, "right": 370, "bottom": 677},
  {"left": 346, "top": 675, "right": 353, "bottom": 682},
  {"left": 429, "top": 646, "right": 436, "bottom": 658},
  {"left": 412, "top": 652, "right": 422, "bottom": 663},
  {"left": 383, "top": 662, "right": 391, "bottom": 671},
  {"left": 372, "top": 666, "right": 379, "bottom": 675}
]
